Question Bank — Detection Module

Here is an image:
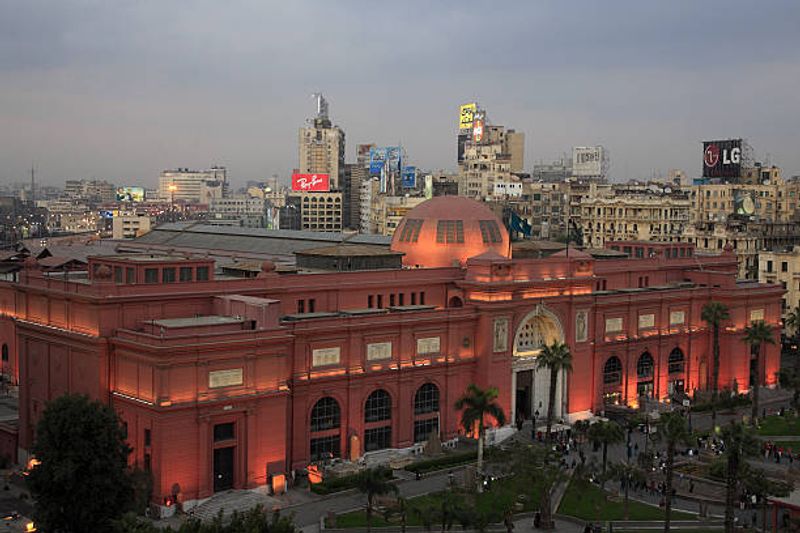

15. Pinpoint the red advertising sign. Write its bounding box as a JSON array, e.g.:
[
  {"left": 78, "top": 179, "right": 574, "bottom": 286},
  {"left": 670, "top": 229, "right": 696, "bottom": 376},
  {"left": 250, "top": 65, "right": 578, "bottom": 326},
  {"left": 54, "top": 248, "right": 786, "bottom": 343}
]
[{"left": 291, "top": 173, "right": 330, "bottom": 192}]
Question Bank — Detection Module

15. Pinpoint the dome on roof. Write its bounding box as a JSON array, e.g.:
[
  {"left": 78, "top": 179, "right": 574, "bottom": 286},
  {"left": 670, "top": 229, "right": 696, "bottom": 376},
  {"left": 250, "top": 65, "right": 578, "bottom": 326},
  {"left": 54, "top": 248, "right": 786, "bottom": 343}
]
[{"left": 390, "top": 196, "right": 510, "bottom": 268}]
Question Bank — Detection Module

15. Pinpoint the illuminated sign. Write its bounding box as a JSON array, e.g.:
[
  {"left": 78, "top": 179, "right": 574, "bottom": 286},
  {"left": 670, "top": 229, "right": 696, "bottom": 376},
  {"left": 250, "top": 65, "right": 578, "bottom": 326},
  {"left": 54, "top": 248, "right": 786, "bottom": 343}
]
[
  {"left": 369, "top": 147, "right": 387, "bottom": 175},
  {"left": 459, "top": 103, "right": 477, "bottom": 131},
  {"left": 702, "top": 139, "right": 742, "bottom": 178},
  {"left": 472, "top": 117, "right": 484, "bottom": 143},
  {"left": 291, "top": 173, "right": 330, "bottom": 192},
  {"left": 116, "top": 186, "right": 145, "bottom": 202}
]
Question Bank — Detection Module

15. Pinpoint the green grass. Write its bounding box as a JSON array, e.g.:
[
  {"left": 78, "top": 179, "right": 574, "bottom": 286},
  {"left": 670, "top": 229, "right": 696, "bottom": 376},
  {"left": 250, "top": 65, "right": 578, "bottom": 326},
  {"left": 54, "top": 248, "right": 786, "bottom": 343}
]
[
  {"left": 334, "top": 476, "right": 543, "bottom": 528},
  {"left": 404, "top": 451, "right": 477, "bottom": 474},
  {"left": 757, "top": 415, "right": 800, "bottom": 436},
  {"left": 558, "top": 480, "right": 697, "bottom": 522},
  {"left": 764, "top": 440, "right": 800, "bottom": 451}
]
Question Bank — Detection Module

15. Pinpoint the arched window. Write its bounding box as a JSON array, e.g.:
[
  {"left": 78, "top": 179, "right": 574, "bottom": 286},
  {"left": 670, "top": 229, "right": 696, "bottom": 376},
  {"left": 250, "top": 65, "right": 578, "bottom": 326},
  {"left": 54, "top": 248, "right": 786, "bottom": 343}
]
[
  {"left": 310, "top": 397, "right": 341, "bottom": 461},
  {"left": 637, "top": 352, "right": 654, "bottom": 379},
  {"left": 414, "top": 383, "right": 439, "bottom": 415},
  {"left": 668, "top": 348, "right": 685, "bottom": 374},
  {"left": 603, "top": 356, "right": 622, "bottom": 385},
  {"left": 310, "top": 397, "right": 340, "bottom": 432},
  {"left": 364, "top": 390, "right": 391, "bottom": 423},
  {"left": 413, "top": 383, "right": 440, "bottom": 443},
  {"left": 364, "top": 390, "right": 392, "bottom": 452},
  {"left": 448, "top": 296, "right": 463, "bottom": 308}
]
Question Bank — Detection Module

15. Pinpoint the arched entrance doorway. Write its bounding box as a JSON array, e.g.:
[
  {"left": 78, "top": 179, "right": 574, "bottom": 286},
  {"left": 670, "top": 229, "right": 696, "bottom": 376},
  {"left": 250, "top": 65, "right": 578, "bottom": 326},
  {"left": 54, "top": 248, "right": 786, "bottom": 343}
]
[{"left": 511, "top": 305, "right": 565, "bottom": 426}]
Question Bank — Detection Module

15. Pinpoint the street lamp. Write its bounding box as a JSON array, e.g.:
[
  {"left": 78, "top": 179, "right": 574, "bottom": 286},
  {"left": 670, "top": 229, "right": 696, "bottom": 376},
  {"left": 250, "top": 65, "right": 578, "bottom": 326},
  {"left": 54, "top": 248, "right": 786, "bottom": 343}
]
[{"left": 168, "top": 184, "right": 177, "bottom": 222}]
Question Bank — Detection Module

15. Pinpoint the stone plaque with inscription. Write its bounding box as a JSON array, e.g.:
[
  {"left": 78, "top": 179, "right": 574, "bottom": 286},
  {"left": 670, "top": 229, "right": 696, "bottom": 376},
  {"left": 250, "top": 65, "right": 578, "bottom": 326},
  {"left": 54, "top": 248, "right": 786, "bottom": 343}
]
[
  {"left": 312, "top": 347, "right": 341, "bottom": 367},
  {"left": 417, "top": 337, "right": 441, "bottom": 355},
  {"left": 669, "top": 310, "right": 685, "bottom": 326},
  {"left": 367, "top": 342, "right": 392, "bottom": 361},
  {"left": 605, "top": 317, "right": 623, "bottom": 333},
  {"left": 209, "top": 368, "right": 243, "bottom": 389},
  {"left": 638, "top": 313, "right": 655, "bottom": 329}
]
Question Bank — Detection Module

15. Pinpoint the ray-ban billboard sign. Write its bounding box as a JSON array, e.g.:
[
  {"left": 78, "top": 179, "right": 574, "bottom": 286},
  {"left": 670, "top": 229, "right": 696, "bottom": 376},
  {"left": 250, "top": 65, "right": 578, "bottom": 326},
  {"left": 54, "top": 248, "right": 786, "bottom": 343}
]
[{"left": 291, "top": 173, "right": 330, "bottom": 192}]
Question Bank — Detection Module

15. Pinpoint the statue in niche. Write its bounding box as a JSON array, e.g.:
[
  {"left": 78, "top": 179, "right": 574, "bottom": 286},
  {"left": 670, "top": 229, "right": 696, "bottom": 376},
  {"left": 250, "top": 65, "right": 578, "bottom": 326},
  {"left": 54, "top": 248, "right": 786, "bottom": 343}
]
[
  {"left": 575, "top": 311, "right": 588, "bottom": 343},
  {"left": 493, "top": 317, "right": 509, "bottom": 352}
]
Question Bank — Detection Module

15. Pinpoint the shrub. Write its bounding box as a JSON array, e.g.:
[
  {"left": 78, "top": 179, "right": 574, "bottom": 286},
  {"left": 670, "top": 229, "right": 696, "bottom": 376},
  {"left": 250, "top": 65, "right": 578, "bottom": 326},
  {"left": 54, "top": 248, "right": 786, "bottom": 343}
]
[
  {"left": 310, "top": 466, "right": 393, "bottom": 495},
  {"left": 405, "top": 451, "right": 478, "bottom": 474}
]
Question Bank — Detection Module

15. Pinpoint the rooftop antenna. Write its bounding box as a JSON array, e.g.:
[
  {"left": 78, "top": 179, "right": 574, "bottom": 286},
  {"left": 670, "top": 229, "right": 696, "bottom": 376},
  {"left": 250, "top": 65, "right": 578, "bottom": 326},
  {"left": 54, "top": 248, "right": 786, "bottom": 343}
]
[{"left": 311, "top": 93, "right": 329, "bottom": 120}]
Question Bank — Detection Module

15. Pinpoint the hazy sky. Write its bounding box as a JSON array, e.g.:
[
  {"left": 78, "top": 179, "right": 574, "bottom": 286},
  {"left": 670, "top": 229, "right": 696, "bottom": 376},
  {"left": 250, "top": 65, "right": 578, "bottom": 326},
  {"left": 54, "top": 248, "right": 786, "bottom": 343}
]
[{"left": 2, "top": 1, "right": 799, "bottom": 188}]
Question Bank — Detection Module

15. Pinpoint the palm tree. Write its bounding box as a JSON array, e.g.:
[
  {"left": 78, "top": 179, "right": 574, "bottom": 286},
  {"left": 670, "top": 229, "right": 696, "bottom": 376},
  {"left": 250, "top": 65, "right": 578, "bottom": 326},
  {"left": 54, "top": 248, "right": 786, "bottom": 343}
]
[
  {"left": 354, "top": 467, "right": 398, "bottom": 533},
  {"left": 701, "top": 301, "right": 730, "bottom": 399},
  {"left": 587, "top": 420, "right": 625, "bottom": 484},
  {"left": 536, "top": 341, "right": 573, "bottom": 441},
  {"left": 743, "top": 320, "right": 775, "bottom": 425},
  {"left": 609, "top": 461, "right": 646, "bottom": 521},
  {"left": 719, "top": 421, "right": 760, "bottom": 533},
  {"left": 455, "top": 384, "right": 507, "bottom": 493},
  {"left": 656, "top": 412, "right": 690, "bottom": 533}
]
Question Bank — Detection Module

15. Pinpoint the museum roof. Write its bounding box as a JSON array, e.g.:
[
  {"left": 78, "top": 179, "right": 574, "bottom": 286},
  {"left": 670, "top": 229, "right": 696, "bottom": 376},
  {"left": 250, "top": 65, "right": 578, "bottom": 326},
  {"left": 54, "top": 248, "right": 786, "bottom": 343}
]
[{"left": 147, "top": 316, "right": 245, "bottom": 328}]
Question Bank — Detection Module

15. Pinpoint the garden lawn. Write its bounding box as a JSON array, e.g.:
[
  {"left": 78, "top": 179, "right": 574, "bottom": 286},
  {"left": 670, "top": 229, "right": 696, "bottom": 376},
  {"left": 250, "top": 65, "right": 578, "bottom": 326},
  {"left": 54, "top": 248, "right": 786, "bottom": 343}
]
[
  {"left": 758, "top": 415, "right": 800, "bottom": 437},
  {"left": 558, "top": 480, "right": 697, "bottom": 522},
  {"left": 335, "top": 475, "right": 543, "bottom": 528}
]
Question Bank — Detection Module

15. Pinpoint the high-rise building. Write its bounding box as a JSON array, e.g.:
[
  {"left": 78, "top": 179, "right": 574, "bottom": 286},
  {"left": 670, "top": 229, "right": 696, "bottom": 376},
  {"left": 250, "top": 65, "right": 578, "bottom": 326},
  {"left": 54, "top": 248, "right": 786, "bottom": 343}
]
[
  {"left": 298, "top": 94, "right": 345, "bottom": 189},
  {"left": 158, "top": 167, "right": 227, "bottom": 203},
  {"left": 343, "top": 163, "right": 368, "bottom": 230}
]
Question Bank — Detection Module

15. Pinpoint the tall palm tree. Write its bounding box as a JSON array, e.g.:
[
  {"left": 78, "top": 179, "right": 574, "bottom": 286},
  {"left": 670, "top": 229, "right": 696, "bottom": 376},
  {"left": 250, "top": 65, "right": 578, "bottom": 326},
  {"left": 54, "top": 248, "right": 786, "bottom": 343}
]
[
  {"left": 701, "top": 301, "right": 730, "bottom": 399},
  {"left": 455, "top": 384, "right": 507, "bottom": 493},
  {"left": 656, "top": 412, "right": 690, "bottom": 533},
  {"left": 743, "top": 320, "right": 775, "bottom": 425},
  {"left": 719, "top": 421, "right": 760, "bottom": 533},
  {"left": 355, "top": 467, "right": 398, "bottom": 533},
  {"left": 587, "top": 420, "right": 625, "bottom": 484},
  {"left": 536, "top": 341, "right": 573, "bottom": 441},
  {"left": 609, "top": 461, "right": 646, "bottom": 521}
]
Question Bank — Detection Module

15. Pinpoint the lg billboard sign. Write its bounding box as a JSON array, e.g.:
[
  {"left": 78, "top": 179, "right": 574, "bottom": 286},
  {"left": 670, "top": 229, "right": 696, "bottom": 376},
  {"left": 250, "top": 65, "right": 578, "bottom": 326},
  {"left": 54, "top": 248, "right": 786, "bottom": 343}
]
[{"left": 703, "top": 139, "right": 742, "bottom": 178}]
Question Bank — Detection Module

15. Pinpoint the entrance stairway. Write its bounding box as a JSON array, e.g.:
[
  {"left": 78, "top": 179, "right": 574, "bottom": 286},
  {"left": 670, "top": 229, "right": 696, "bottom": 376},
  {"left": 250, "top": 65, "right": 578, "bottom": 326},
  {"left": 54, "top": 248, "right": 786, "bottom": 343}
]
[{"left": 188, "top": 489, "right": 280, "bottom": 522}]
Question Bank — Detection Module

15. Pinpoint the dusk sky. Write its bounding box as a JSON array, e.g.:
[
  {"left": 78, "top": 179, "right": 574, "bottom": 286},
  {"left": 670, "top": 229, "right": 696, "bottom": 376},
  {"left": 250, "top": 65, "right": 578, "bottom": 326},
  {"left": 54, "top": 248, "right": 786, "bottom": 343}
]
[{"left": 2, "top": 1, "right": 799, "bottom": 187}]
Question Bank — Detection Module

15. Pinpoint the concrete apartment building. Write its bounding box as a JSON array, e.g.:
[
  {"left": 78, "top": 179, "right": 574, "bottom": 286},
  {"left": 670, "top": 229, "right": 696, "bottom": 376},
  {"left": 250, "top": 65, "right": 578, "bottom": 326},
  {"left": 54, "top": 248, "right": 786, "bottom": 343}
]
[
  {"left": 158, "top": 167, "right": 228, "bottom": 203},
  {"left": 758, "top": 246, "right": 800, "bottom": 326},
  {"left": 112, "top": 213, "right": 152, "bottom": 239},
  {"left": 458, "top": 124, "right": 524, "bottom": 200},
  {"left": 63, "top": 179, "right": 116, "bottom": 204},
  {"left": 580, "top": 190, "right": 691, "bottom": 248},
  {"left": 208, "top": 197, "right": 267, "bottom": 228}
]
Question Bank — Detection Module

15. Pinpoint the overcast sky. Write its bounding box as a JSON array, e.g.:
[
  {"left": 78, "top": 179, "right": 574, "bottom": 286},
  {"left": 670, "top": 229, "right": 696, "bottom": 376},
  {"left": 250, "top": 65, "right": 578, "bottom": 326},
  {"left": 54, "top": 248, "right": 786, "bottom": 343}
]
[{"left": 1, "top": 1, "right": 799, "bottom": 188}]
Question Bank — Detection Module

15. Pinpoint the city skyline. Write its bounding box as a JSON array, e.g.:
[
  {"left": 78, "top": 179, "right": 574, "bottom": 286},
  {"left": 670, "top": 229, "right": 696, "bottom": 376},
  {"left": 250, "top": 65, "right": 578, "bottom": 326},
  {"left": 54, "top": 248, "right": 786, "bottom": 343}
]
[{"left": 1, "top": 1, "right": 800, "bottom": 187}]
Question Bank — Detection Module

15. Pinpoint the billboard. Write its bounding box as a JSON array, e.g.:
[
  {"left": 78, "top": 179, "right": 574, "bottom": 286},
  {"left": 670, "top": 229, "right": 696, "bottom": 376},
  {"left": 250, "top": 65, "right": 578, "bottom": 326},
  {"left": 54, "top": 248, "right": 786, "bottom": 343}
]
[
  {"left": 572, "top": 146, "right": 605, "bottom": 178},
  {"left": 386, "top": 146, "right": 402, "bottom": 172},
  {"left": 459, "top": 103, "right": 477, "bottom": 131},
  {"left": 457, "top": 133, "right": 469, "bottom": 163},
  {"left": 703, "top": 139, "right": 742, "bottom": 179},
  {"left": 472, "top": 116, "right": 485, "bottom": 143},
  {"left": 291, "top": 173, "right": 330, "bottom": 192},
  {"left": 402, "top": 166, "right": 417, "bottom": 189},
  {"left": 369, "top": 147, "right": 387, "bottom": 175},
  {"left": 116, "top": 186, "right": 145, "bottom": 202}
]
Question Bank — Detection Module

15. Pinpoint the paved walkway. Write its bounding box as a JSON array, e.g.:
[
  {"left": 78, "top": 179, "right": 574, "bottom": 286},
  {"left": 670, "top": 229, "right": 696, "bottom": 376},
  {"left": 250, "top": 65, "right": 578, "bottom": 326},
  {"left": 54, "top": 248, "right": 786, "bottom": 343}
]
[{"left": 156, "top": 387, "right": 795, "bottom": 532}]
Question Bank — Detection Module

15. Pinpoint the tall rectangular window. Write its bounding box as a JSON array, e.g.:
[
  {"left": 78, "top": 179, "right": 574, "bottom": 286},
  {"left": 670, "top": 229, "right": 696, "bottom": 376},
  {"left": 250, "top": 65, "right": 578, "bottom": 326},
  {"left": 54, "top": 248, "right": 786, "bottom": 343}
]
[
  {"left": 144, "top": 268, "right": 158, "bottom": 284},
  {"left": 126, "top": 268, "right": 135, "bottom": 283},
  {"left": 162, "top": 268, "right": 176, "bottom": 283},
  {"left": 179, "top": 267, "right": 193, "bottom": 282}
]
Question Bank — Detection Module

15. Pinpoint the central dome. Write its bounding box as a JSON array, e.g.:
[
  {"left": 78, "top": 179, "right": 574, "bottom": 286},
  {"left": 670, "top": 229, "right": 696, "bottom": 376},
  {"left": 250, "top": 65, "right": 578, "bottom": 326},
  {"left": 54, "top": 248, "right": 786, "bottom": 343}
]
[{"left": 390, "top": 196, "right": 510, "bottom": 268}]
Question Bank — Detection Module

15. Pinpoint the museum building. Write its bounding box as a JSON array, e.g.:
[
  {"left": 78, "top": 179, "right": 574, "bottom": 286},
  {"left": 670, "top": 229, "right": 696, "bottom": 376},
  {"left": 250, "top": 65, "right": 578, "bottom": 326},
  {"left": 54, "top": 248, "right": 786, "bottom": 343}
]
[{"left": 0, "top": 196, "right": 783, "bottom": 513}]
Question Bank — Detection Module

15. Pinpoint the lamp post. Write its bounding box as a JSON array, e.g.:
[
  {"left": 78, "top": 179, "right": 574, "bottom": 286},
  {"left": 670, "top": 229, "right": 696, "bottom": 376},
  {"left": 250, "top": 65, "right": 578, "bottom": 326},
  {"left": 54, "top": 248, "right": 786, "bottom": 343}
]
[{"left": 168, "top": 184, "right": 177, "bottom": 222}]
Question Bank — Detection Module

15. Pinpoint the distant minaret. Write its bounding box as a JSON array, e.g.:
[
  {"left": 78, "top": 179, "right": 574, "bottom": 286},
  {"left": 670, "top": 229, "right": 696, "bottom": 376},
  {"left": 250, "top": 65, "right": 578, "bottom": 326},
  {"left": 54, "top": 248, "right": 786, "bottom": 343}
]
[{"left": 30, "top": 163, "right": 35, "bottom": 205}]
